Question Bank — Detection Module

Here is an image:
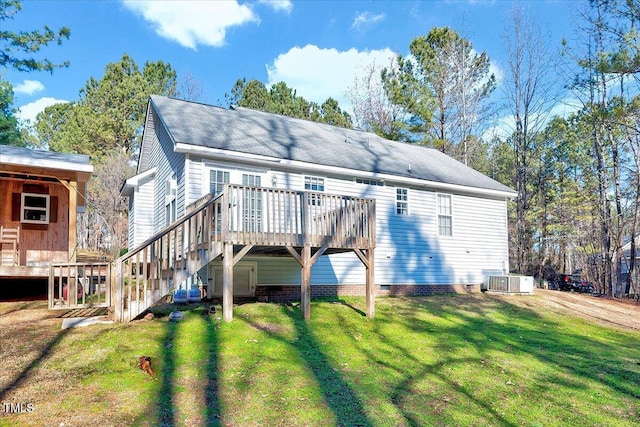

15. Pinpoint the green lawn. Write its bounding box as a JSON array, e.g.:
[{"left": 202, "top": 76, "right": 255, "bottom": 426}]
[{"left": 1, "top": 294, "right": 639, "bottom": 426}]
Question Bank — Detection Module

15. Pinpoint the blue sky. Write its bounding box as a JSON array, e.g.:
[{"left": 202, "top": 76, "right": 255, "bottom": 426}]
[{"left": 5, "top": 0, "right": 583, "bottom": 128}]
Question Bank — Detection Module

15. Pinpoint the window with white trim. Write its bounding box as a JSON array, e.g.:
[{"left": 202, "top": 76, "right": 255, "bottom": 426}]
[
  {"left": 304, "top": 176, "right": 324, "bottom": 206},
  {"left": 437, "top": 193, "right": 453, "bottom": 236},
  {"left": 355, "top": 177, "right": 383, "bottom": 186},
  {"left": 21, "top": 193, "right": 50, "bottom": 224},
  {"left": 396, "top": 188, "right": 408, "bottom": 215},
  {"left": 242, "top": 174, "right": 262, "bottom": 232},
  {"left": 210, "top": 170, "right": 230, "bottom": 196},
  {"left": 165, "top": 174, "right": 176, "bottom": 227},
  {"left": 304, "top": 176, "right": 324, "bottom": 192}
]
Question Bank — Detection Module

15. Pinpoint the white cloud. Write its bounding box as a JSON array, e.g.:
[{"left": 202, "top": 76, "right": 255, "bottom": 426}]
[
  {"left": 17, "top": 97, "right": 68, "bottom": 126},
  {"left": 122, "top": 0, "right": 258, "bottom": 49},
  {"left": 13, "top": 80, "right": 45, "bottom": 95},
  {"left": 266, "top": 45, "right": 396, "bottom": 112},
  {"left": 351, "top": 11, "right": 385, "bottom": 31},
  {"left": 258, "top": 0, "right": 293, "bottom": 13}
]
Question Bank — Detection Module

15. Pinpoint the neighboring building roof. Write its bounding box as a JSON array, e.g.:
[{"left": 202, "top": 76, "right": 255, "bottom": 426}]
[
  {"left": 148, "top": 95, "right": 516, "bottom": 197},
  {"left": 1, "top": 145, "right": 93, "bottom": 177}
]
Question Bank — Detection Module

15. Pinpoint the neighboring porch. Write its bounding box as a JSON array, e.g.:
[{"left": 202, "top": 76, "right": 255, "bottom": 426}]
[{"left": 50, "top": 185, "right": 376, "bottom": 322}]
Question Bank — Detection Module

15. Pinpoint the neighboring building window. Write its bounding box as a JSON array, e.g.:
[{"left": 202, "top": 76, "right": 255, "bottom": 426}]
[
  {"left": 21, "top": 193, "right": 50, "bottom": 224},
  {"left": 396, "top": 188, "right": 408, "bottom": 215},
  {"left": 304, "top": 176, "right": 324, "bottom": 192},
  {"left": 355, "top": 177, "right": 383, "bottom": 186},
  {"left": 210, "top": 170, "right": 230, "bottom": 196},
  {"left": 437, "top": 193, "right": 453, "bottom": 236}
]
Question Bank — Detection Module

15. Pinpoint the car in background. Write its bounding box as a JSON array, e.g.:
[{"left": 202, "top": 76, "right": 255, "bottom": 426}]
[
  {"left": 571, "top": 278, "right": 595, "bottom": 293},
  {"left": 554, "top": 273, "right": 594, "bottom": 293}
]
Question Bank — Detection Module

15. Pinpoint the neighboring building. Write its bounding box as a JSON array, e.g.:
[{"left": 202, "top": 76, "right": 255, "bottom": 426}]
[
  {"left": 619, "top": 236, "right": 640, "bottom": 296},
  {"left": 122, "top": 95, "right": 516, "bottom": 308},
  {"left": 0, "top": 146, "right": 93, "bottom": 283}
]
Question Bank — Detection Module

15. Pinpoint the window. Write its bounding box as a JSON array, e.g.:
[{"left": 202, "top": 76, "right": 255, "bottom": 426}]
[
  {"left": 242, "top": 174, "right": 261, "bottom": 187},
  {"left": 304, "top": 176, "right": 324, "bottom": 192},
  {"left": 242, "top": 174, "right": 262, "bottom": 232},
  {"left": 355, "top": 177, "right": 383, "bottom": 186},
  {"left": 305, "top": 176, "right": 324, "bottom": 206},
  {"left": 396, "top": 188, "right": 408, "bottom": 215},
  {"left": 21, "top": 193, "right": 50, "bottom": 224},
  {"left": 165, "top": 175, "right": 176, "bottom": 227},
  {"left": 437, "top": 194, "right": 453, "bottom": 236},
  {"left": 210, "top": 170, "right": 230, "bottom": 196}
]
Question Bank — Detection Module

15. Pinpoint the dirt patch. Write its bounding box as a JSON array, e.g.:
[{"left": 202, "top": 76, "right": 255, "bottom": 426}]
[{"left": 498, "top": 288, "right": 640, "bottom": 331}]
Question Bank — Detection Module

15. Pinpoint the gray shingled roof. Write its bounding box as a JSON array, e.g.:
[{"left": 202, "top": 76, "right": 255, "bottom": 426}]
[
  {"left": 1, "top": 145, "right": 92, "bottom": 170},
  {"left": 150, "top": 95, "right": 515, "bottom": 195}
]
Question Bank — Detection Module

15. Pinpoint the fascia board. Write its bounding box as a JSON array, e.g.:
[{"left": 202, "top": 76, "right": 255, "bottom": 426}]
[{"left": 176, "top": 143, "right": 517, "bottom": 199}]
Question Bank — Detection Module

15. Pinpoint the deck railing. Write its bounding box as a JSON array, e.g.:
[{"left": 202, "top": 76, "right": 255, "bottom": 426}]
[
  {"left": 48, "top": 262, "right": 111, "bottom": 309},
  {"left": 223, "top": 184, "right": 376, "bottom": 248},
  {"left": 111, "top": 185, "right": 376, "bottom": 322},
  {"left": 113, "top": 191, "right": 224, "bottom": 322}
]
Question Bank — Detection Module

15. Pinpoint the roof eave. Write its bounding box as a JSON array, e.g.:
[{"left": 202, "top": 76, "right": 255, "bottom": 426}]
[{"left": 176, "top": 143, "right": 517, "bottom": 199}]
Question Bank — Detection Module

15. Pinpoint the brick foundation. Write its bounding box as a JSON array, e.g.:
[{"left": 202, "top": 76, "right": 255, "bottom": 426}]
[{"left": 255, "top": 284, "right": 480, "bottom": 302}]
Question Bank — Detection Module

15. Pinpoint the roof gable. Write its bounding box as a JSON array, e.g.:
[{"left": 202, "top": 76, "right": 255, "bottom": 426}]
[{"left": 147, "top": 95, "right": 515, "bottom": 196}]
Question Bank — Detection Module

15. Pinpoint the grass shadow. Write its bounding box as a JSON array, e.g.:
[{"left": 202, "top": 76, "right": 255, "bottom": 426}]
[
  {"left": 282, "top": 303, "right": 373, "bottom": 426},
  {"left": 146, "top": 305, "right": 222, "bottom": 426},
  {"left": 0, "top": 326, "right": 70, "bottom": 401},
  {"left": 202, "top": 308, "right": 222, "bottom": 426},
  {"left": 156, "top": 318, "right": 178, "bottom": 426},
  {"left": 389, "top": 294, "right": 640, "bottom": 424}
]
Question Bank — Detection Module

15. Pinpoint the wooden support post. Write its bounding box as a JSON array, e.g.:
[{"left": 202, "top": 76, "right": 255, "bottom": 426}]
[
  {"left": 222, "top": 242, "right": 234, "bottom": 322},
  {"left": 301, "top": 245, "right": 311, "bottom": 321},
  {"left": 365, "top": 248, "right": 375, "bottom": 319},
  {"left": 354, "top": 248, "right": 375, "bottom": 319},
  {"left": 68, "top": 180, "right": 78, "bottom": 262}
]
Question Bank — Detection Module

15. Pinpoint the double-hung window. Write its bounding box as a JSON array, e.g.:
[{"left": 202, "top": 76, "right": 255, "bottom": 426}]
[
  {"left": 437, "top": 193, "right": 453, "bottom": 236},
  {"left": 165, "top": 174, "right": 177, "bottom": 227},
  {"left": 242, "top": 174, "right": 262, "bottom": 232},
  {"left": 396, "top": 188, "right": 408, "bottom": 215},
  {"left": 210, "top": 170, "right": 230, "bottom": 196}
]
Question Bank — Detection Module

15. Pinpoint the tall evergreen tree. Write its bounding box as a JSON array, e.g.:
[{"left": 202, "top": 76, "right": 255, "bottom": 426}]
[
  {"left": 226, "top": 78, "right": 352, "bottom": 128},
  {"left": 381, "top": 26, "right": 495, "bottom": 162},
  {"left": 0, "top": 0, "right": 70, "bottom": 72},
  {"left": 0, "top": 77, "right": 20, "bottom": 146},
  {"left": 35, "top": 53, "right": 177, "bottom": 161}
]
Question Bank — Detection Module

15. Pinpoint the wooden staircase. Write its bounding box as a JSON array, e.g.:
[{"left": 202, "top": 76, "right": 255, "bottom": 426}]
[{"left": 112, "top": 192, "right": 224, "bottom": 322}]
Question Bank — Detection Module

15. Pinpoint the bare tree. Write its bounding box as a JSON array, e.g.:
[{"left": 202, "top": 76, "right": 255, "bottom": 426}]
[
  {"left": 345, "top": 58, "right": 406, "bottom": 140},
  {"left": 79, "top": 152, "right": 135, "bottom": 256},
  {"left": 178, "top": 71, "right": 204, "bottom": 102},
  {"left": 502, "top": 5, "right": 556, "bottom": 274}
]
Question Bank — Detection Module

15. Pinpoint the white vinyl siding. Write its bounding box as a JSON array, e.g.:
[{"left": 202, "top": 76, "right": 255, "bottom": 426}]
[
  {"left": 128, "top": 173, "right": 155, "bottom": 250},
  {"left": 174, "top": 156, "right": 510, "bottom": 287}
]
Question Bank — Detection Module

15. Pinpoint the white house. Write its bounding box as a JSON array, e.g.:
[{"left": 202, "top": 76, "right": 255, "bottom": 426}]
[{"left": 121, "top": 95, "right": 516, "bottom": 320}]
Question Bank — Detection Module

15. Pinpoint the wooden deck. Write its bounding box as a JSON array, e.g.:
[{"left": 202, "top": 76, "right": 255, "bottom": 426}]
[{"left": 112, "top": 184, "right": 376, "bottom": 322}]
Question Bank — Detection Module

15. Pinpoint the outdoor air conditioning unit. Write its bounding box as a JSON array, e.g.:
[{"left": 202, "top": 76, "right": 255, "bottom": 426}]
[{"left": 484, "top": 275, "right": 534, "bottom": 294}]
